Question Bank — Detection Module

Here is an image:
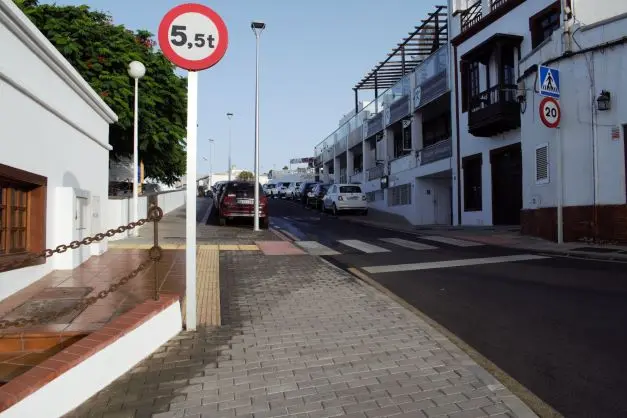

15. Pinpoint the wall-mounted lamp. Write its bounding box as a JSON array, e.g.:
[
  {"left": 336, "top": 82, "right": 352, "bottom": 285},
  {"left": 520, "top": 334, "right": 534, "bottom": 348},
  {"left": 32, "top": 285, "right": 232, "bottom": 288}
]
[
  {"left": 596, "top": 90, "right": 611, "bottom": 111},
  {"left": 516, "top": 80, "right": 527, "bottom": 113}
]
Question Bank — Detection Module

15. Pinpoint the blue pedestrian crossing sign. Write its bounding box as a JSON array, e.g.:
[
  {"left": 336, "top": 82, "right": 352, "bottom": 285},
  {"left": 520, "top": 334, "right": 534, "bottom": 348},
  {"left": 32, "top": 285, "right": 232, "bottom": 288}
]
[{"left": 539, "top": 65, "right": 560, "bottom": 98}]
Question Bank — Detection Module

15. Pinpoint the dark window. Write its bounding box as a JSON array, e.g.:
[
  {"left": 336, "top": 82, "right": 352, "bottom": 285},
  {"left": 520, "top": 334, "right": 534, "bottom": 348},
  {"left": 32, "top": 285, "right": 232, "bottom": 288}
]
[
  {"left": 463, "top": 155, "right": 482, "bottom": 211},
  {"left": 422, "top": 113, "right": 452, "bottom": 148},
  {"left": 530, "top": 2, "right": 561, "bottom": 49},
  {"left": 461, "top": 61, "right": 480, "bottom": 113},
  {"left": 339, "top": 186, "right": 362, "bottom": 194},
  {"left": 502, "top": 46, "right": 515, "bottom": 86},
  {"left": 225, "top": 182, "right": 262, "bottom": 198},
  {"left": 0, "top": 163, "right": 47, "bottom": 271}
]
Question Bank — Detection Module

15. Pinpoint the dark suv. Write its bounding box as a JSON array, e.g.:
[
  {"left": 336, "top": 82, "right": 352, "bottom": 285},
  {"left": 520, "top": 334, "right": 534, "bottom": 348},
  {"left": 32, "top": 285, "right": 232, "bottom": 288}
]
[
  {"left": 298, "top": 182, "right": 318, "bottom": 205},
  {"left": 217, "top": 181, "right": 269, "bottom": 228},
  {"left": 307, "top": 184, "right": 330, "bottom": 210}
]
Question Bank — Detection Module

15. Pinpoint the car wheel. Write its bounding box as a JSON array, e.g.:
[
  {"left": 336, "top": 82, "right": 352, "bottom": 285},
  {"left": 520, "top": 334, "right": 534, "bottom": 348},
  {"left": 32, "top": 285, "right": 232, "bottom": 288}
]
[
  {"left": 261, "top": 217, "right": 269, "bottom": 229},
  {"left": 332, "top": 204, "right": 338, "bottom": 216},
  {"left": 219, "top": 217, "right": 226, "bottom": 226},
  {"left": 362, "top": 209, "right": 368, "bottom": 216}
]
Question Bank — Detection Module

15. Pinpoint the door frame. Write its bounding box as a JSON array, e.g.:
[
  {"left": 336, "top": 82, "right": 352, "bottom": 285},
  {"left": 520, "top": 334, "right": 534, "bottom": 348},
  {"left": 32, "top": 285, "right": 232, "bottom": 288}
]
[{"left": 489, "top": 142, "right": 522, "bottom": 225}]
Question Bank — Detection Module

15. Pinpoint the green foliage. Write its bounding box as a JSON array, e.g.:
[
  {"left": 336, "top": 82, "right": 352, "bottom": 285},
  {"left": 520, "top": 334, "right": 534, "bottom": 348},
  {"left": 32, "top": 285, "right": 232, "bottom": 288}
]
[
  {"left": 282, "top": 166, "right": 289, "bottom": 170},
  {"left": 14, "top": 0, "right": 187, "bottom": 185},
  {"left": 237, "top": 171, "right": 255, "bottom": 181}
]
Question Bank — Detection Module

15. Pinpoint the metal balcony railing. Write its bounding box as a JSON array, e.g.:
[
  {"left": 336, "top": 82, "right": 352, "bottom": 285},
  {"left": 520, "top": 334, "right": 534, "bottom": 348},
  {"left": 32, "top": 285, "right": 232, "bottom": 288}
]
[
  {"left": 367, "top": 165, "right": 385, "bottom": 181},
  {"left": 461, "top": 0, "right": 483, "bottom": 33}
]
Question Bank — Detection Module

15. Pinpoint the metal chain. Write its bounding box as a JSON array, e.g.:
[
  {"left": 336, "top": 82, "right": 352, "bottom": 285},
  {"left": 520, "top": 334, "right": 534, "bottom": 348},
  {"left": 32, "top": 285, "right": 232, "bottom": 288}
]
[
  {"left": 0, "top": 245, "right": 163, "bottom": 330},
  {"left": 0, "top": 206, "right": 164, "bottom": 273}
]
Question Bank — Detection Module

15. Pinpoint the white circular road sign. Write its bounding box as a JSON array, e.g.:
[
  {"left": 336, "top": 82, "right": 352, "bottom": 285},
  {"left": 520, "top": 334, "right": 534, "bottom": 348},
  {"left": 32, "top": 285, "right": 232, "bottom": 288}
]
[
  {"left": 539, "top": 97, "right": 561, "bottom": 128},
  {"left": 158, "top": 3, "right": 228, "bottom": 71}
]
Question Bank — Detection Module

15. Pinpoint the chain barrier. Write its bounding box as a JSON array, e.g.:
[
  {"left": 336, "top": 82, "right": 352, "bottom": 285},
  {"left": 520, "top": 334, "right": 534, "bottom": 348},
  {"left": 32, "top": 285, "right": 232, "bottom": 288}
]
[
  {"left": 0, "top": 205, "right": 164, "bottom": 330},
  {"left": 0, "top": 206, "right": 164, "bottom": 273}
]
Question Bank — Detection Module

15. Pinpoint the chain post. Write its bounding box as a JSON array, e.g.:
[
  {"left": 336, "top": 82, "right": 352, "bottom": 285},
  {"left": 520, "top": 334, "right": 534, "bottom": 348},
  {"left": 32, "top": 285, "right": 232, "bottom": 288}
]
[
  {"left": 0, "top": 206, "right": 165, "bottom": 330},
  {"left": 152, "top": 204, "right": 161, "bottom": 300}
]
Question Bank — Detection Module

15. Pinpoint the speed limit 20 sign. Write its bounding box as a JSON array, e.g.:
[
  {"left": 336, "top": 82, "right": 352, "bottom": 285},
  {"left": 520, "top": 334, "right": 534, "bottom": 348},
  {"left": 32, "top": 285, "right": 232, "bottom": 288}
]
[
  {"left": 539, "top": 97, "right": 561, "bottom": 128},
  {"left": 158, "top": 3, "right": 228, "bottom": 71}
]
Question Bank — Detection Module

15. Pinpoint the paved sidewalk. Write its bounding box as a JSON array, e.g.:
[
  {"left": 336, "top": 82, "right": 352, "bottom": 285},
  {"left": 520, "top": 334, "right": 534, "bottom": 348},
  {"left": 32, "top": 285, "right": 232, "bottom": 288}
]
[
  {"left": 68, "top": 251, "right": 538, "bottom": 418},
  {"left": 342, "top": 212, "right": 627, "bottom": 261}
]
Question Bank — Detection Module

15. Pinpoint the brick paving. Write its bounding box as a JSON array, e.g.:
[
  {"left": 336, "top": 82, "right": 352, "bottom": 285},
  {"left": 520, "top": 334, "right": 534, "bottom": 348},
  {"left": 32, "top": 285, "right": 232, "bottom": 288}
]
[{"left": 67, "top": 251, "right": 537, "bottom": 418}]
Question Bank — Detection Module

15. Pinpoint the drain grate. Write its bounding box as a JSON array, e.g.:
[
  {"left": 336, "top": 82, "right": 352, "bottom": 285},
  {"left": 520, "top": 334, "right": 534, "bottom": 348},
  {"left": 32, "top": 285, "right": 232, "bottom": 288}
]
[
  {"left": 2, "top": 299, "right": 85, "bottom": 323},
  {"left": 31, "top": 286, "right": 93, "bottom": 300}
]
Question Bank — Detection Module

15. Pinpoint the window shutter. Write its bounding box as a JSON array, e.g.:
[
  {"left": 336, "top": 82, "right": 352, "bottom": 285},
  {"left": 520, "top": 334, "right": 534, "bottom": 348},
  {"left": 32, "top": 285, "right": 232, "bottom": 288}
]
[{"left": 535, "top": 145, "right": 549, "bottom": 184}]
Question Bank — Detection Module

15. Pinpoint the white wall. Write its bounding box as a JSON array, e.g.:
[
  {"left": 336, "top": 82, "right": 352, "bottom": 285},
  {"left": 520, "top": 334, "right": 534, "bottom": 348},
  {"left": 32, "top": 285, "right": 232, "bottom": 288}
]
[
  {"left": 571, "top": 0, "right": 627, "bottom": 26},
  {"left": 519, "top": 17, "right": 627, "bottom": 211},
  {"left": 452, "top": 0, "right": 556, "bottom": 226},
  {"left": 0, "top": 0, "right": 117, "bottom": 301},
  {"left": 105, "top": 190, "right": 187, "bottom": 241}
]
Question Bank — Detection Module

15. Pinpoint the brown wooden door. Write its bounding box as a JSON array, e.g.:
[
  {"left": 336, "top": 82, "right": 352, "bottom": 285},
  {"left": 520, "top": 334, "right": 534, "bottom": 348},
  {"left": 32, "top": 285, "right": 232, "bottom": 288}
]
[{"left": 491, "top": 143, "right": 523, "bottom": 225}]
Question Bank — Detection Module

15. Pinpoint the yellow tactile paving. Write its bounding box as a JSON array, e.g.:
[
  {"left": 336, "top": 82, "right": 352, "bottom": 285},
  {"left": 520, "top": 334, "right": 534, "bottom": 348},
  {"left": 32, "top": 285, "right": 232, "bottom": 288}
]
[
  {"left": 182, "top": 247, "right": 220, "bottom": 328},
  {"left": 238, "top": 244, "right": 259, "bottom": 251},
  {"left": 218, "top": 244, "right": 239, "bottom": 251},
  {"left": 199, "top": 244, "right": 219, "bottom": 250}
]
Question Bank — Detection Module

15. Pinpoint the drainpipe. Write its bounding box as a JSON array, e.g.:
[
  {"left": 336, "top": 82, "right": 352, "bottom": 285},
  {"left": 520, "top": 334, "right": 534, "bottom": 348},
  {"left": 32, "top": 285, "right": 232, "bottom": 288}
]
[
  {"left": 590, "top": 52, "right": 599, "bottom": 240},
  {"left": 453, "top": 45, "right": 462, "bottom": 226}
]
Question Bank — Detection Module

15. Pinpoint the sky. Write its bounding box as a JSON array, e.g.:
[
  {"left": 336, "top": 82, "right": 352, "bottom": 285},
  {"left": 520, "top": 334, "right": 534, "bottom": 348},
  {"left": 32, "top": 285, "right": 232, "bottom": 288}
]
[{"left": 44, "top": 0, "right": 432, "bottom": 175}]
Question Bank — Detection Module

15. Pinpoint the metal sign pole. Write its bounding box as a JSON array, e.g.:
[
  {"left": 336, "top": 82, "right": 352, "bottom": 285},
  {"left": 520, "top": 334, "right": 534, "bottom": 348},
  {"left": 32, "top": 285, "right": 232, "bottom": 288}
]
[{"left": 185, "top": 71, "right": 198, "bottom": 330}]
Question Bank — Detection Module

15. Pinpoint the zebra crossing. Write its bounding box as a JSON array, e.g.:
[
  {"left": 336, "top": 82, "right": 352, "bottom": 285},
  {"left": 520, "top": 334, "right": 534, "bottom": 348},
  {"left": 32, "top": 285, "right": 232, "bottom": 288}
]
[{"left": 293, "top": 236, "right": 484, "bottom": 256}]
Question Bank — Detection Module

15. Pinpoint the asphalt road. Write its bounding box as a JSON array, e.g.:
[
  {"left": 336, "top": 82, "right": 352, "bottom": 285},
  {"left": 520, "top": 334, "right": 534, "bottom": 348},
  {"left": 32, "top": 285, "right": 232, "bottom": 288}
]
[{"left": 267, "top": 198, "right": 627, "bottom": 418}]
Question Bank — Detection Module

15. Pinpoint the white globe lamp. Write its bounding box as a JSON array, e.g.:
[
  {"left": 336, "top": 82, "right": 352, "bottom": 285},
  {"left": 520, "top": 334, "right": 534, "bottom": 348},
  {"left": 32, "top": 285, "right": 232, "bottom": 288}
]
[{"left": 128, "top": 60, "right": 146, "bottom": 79}]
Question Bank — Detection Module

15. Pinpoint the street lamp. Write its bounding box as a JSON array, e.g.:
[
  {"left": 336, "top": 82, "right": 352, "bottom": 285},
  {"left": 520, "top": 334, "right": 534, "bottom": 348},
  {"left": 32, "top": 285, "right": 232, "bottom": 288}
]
[
  {"left": 207, "top": 138, "right": 215, "bottom": 187},
  {"left": 127, "top": 60, "right": 145, "bottom": 235},
  {"left": 226, "top": 113, "right": 233, "bottom": 180},
  {"left": 251, "top": 21, "right": 265, "bottom": 231}
]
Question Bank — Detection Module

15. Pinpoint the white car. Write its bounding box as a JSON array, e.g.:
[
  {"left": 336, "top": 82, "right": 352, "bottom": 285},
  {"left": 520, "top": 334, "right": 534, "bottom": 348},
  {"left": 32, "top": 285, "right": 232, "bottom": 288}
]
[
  {"left": 276, "top": 182, "right": 291, "bottom": 198},
  {"left": 322, "top": 184, "right": 368, "bottom": 216},
  {"left": 285, "top": 182, "right": 301, "bottom": 199},
  {"left": 263, "top": 183, "right": 279, "bottom": 198}
]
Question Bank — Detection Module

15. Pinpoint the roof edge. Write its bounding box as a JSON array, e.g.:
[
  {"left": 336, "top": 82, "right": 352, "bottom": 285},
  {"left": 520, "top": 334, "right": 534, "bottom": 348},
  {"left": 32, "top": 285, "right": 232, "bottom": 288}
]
[{"left": 0, "top": 0, "right": 118, "bottom": 124}]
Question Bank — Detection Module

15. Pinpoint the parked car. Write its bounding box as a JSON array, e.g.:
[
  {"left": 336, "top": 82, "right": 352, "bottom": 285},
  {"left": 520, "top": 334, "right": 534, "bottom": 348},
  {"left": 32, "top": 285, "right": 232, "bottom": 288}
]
[
  {"left": 276, "top": 182, "right": 291, "bottom": 198},
  {"left": 322, "top": 184, "right": 368, "bottom": 216},
  {"left": 307, "top": 183, "right": 330, "bottom": 210},
  {"left": 285, "top": 182, "right": 301, "bottom": 199},
  {"left": 214, "top": 182, "right": 228, "bottom": 204},
  {"left": 217, "top": 181, "right": 269, "bottom": 228},
  {"left": 298, "top": 182, "right": 319, "bottom": 205},
  {"left": 264, "top": 183, "right": 279, "bottom": 198}
]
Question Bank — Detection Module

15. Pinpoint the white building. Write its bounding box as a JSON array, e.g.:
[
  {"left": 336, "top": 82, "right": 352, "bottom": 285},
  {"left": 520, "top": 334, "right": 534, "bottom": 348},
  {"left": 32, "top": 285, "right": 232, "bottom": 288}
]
[
  {"left": 315, "top": 5, "right": 453, "bottom": 225},
  {"left": 448, "top": 0, "right": 627, "bottom": 241},
  {"left": 517, "top": 4, "right": 627, "bottom": 242},
  {"left": 0, "top": 0, "right": 117, "bottom": 299}
]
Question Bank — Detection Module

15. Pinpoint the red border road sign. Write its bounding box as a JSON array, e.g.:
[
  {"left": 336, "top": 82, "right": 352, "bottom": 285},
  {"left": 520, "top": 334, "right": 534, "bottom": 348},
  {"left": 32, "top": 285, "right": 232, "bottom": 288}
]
[
  {"left": 539, "top": 96, "right": 561, "bottom": 128},
  {"left": 158, "top": 3, "right": 228, "bottom": 71}
]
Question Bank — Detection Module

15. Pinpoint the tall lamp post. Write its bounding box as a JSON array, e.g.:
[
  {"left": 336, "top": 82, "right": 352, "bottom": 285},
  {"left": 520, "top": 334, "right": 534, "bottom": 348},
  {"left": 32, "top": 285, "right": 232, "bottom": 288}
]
[
  {"left": 251, "top": 21, "right": 265, "bottom": 231},
  {"left": 128, "top": 60, "right": 146, "bottom": 235},
  {"left": 226, "top": 113, "right": 233, "bottom": 180}
]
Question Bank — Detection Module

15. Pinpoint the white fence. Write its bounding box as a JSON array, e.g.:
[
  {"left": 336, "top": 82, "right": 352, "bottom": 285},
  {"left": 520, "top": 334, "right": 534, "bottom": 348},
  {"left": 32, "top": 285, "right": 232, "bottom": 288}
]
[{"left": 106, "top": 190, "right": 186, "bottom": 241}]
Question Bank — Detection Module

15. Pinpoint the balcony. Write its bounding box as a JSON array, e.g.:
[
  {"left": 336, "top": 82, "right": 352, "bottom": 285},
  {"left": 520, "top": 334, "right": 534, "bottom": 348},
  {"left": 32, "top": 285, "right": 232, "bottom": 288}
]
[
  {"left": 458, "top": 0, "right": 525, "bottom": 36},
  {"left": 468, "top": 84, "right": 520, "bottom": 137},
  {"left": 419, "top": 139, "right": 452, "bottom": 165},
  {"left": 460, "top": 0, "right": 482, "bottom": 33},
  {"left": 367, "top": 165, "right": 385, "bottom": 181},
  {"left": 349, "top": 171, "right": 363, "bottom": 183}
]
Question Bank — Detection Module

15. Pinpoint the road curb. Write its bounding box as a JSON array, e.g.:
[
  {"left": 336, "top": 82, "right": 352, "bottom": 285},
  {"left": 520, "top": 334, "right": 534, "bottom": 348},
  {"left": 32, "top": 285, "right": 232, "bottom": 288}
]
[
  {"left": 323, "top": 260, "right": 559, "bottom": 418},
  {"left": 342, "top": 218, "right": 627, "bottom": 262}
]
